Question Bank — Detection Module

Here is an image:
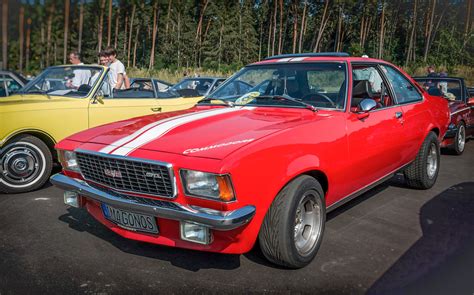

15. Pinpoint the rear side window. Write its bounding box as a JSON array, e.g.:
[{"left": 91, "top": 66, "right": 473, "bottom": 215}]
[{"left": 381, "top": 65, "right": 422, "bottom": 104}]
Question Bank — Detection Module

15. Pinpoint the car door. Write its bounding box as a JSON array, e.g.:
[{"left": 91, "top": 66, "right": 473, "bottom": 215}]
[
  {"left": 88, "top": 77, "right": 163, "bottom": 127},
  {"left": 345, "top": 64, "right": 406, "bottom": 193},
  {"left": 461, "top": 80, "right": 474, "bottom": 137},
  {"left": 380, "top": 65, "right": 427, "bottom": 163}
]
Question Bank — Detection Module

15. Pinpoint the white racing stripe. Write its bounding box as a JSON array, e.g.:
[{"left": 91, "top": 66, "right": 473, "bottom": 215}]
[
  {"left": 99, "top": 109, "right": 217, "bottom": 154},
  {"left": 109, "top": 107, "right": 249, "bottom": 156}
]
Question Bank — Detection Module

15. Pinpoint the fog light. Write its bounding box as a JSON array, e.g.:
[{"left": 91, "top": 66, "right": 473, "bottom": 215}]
[
  {"left": 180, "top": 222, "right": 211, "bottom": 245},
  {"left": 64, "top": 191, "right": 80, "bottom": 208}
]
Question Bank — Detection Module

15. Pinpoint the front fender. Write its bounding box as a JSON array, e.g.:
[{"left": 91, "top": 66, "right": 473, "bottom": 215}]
[{"left": 0, "top": 128, "right": 56, "bottom": 148}]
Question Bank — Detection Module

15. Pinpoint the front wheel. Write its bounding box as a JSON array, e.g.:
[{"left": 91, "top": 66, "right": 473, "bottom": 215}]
[
  {"left": 258, "top": 175, "right": 325, "bottom": 268},
  {"left": 404, "top": 132, "right": 440, "bottom": 189},
  {"left": 453, "top": 122, "right": 466, "bottom": 155},
  {"left": 0, "top": 135, "right": 52, "bottom": 194}
]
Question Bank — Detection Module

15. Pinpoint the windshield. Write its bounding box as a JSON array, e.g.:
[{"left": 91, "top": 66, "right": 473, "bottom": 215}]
[
  {"left": 208, "top": 62, "right": 347, "bottom": 109},
  {"left": 171, "top": 78, "right": 215, "bottom": 96},
  {"left": 414, "top": 78, "right": 464, "bottom": 101},
  {"left": 21, "top": 66, "right": 103, "bottom": 98}
]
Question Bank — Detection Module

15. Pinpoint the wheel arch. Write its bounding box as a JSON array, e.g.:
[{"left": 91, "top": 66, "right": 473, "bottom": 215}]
[
  {"left": 2, "top": 129, "right": 57, "bottom": 160},
  {"left": 302, "top": 170, "right": 329, "bottom": 197},
  {"left": 274, "top": 169, "right": 329, "bottom": 202},
  {"left": 430, "top": 127, "right": 440, "bottom": 138}
]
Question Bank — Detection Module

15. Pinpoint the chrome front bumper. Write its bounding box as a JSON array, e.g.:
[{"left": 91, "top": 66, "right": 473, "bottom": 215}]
[{"left": 50, "top": 174, "right": 256, "bottom": 231}]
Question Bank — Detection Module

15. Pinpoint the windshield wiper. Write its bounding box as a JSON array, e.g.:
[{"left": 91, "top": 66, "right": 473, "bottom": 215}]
[
  {"left": 198, "top": 97, "right": 235, "bottom": 107},
  {"left": 255, "top": 94, "right": 318, "bottom": 112}
]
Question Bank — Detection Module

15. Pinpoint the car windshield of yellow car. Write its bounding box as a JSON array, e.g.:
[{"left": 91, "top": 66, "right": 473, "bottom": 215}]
[{"left": 21, "top": 66, "right": 103, "bottom": 98}]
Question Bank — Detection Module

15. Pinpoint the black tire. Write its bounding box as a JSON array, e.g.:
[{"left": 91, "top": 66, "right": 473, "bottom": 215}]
[
  {"left": 453, "top": 122, "right": 466, "bottom": 155},
  {"left": 403, "top": 132, "right": 440, "bottom": 189},
  {"left": 258, "top": 175, "right": 325, "bottom": 268},
  {"left": 0, "top": 135, "right": 52, "bottom": 194}
]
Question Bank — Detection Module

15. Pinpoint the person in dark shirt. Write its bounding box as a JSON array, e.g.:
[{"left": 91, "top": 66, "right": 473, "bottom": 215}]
[{"left": 427, "top": 65, "right": 438, "bottom": 77}]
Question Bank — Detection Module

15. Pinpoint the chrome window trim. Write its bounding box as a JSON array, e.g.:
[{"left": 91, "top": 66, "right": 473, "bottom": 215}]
[{"left": 74, "top": 148, "right": 177, "bottom": 199}]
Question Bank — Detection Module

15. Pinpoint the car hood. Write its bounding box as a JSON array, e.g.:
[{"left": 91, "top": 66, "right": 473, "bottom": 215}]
[
  {"left": 74, "top": 106, "right": 315, "bottom": 159},
  {"left": 0, "top": 93, "right": 84, "bottom": 111}
]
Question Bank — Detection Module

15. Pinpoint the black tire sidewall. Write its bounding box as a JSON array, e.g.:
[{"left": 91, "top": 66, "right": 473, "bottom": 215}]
[{"left": 283, "top": 177, "right": 326, "bottom": 267}]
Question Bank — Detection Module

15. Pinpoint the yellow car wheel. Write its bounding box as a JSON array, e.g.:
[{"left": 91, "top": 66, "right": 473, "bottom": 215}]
[{"left": 0, "top": 135, "right": 52, "bottom": 194}]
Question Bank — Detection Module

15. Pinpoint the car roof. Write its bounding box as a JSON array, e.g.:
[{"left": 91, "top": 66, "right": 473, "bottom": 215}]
[{"left": 251, "top": 53, "right": 390, "bottom": 66}]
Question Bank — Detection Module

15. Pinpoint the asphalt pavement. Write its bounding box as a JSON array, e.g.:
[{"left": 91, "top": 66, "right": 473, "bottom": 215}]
[{"left": 1, "top": 143, "right": 473, "bottom": 294}]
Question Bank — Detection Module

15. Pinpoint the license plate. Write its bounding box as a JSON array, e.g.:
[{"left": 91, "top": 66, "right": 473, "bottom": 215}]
[{"left": 101, "top": 203, "right": 159, "bottom": 234}]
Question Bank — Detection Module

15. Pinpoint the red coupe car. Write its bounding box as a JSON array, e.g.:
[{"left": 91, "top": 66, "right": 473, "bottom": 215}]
[
  {"left": 51, "top": 53, "right": 449, "bottom": 268},
  {"left": 414, "top": 76, "right": 474, "bottom": 154}
]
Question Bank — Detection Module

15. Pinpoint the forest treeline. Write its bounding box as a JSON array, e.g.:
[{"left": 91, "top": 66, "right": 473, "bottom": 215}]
[{"left": 0, "top": 0, "right": 472, "bottom": 74}]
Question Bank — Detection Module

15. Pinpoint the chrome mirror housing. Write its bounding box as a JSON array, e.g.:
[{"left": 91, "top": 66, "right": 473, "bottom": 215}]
[{"left": 359, "top": 99, "right": 377, "bottom": 112}]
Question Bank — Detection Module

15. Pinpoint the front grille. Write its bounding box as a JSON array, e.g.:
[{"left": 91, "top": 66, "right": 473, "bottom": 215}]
[{"left": 76, "top": 151, "right": 175, "bottom": 198}]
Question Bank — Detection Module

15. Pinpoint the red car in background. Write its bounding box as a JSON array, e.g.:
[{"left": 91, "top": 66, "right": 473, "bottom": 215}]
[
  {"left": 51, "top": 53, "right": 449, "bottom": 268},
  {"left": 414, "top": 77, "right": 474, "bottom": 154}
]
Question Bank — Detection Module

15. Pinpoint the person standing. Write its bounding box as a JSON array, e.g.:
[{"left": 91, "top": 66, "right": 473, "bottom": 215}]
[
  {"left": 66, "top": 51, "right": 90, "bottom": 89},
  {"left": 427, "top": 65, "right": 438, "bottom": 77},
  {"left": 89, "top": 51, "right": 110, "bottom": 86},
  {"left": 103, "top": 46, "right": 127, "bottom": 90}
]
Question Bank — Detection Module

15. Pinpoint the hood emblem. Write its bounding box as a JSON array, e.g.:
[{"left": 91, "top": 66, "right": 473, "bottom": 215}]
[
  {"left": 145, "top": 172, "right": 162, "bottom": 179},
  {"left": 183, "top": 138, "right": 255, "bottom": 154},
  {"left": 104, "top": 168, "right": 122, "bottom": 178}
]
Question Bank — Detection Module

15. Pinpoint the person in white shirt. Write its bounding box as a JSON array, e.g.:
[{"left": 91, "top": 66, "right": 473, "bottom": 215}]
[
  {"left": 89, "top": 52, "right": 112, "bottom": 97},
  {"left": 104, "top": 46, "right": 128, "bottom": 90},
  {"left": 66, "top": 51, "right": 91, "bottom": 89},
  {"left": 368, "top": 67, "right": 383, "bottom": 93}
]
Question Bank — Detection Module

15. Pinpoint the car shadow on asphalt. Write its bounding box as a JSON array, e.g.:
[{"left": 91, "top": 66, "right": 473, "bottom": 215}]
[
  {"left": 367, "top": 182, "right": 474, "bottom": 295},
  {"left": 58, "top": 208, "right": 241, "bottom": 272}
]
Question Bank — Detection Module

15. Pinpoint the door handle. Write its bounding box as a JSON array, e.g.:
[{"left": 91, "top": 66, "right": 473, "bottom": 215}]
[
  {"left": 395, "top": 112, "right": 403, "bottom": 119},
  {"left": 151, "top": 107, "right": 162, "bottom": 112}
]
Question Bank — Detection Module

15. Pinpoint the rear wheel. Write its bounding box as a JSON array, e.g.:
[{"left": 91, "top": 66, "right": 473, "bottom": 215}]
[
  {"left": 0, "top": 135, "right": 52, "bottom": 194},
  {"left": 453, "top": 122, "right": 466, "bottom": 155},
  {"left": 404, "top": 132, "right": 440, "bottom": 189},
  {"left": 259, "top": 175, "right": 325, "bottom": 268}
]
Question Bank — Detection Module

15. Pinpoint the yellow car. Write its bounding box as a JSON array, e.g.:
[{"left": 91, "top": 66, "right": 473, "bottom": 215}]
[{"left": 0, "top": 65, "right": 203, "bottom": 193}]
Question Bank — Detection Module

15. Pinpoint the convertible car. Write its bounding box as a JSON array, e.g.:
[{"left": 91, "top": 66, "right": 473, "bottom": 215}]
[
  {"left": 129, "top": 78, "right": 173, "bottom": 93},
  {"left": 0, "top": 65, "right": 203, "bottom": 193},
  {"left": 52, "top": 53, "right": 449, "bottom": 268},
  {"left": 414, "top": 76, "right": 474, "bottom": 154},
  {"left": 0, "top": 70, "right": 28, "bottom": 97},
  {"left": 170, "top": 77, "right": 226, "bottom": 97}
]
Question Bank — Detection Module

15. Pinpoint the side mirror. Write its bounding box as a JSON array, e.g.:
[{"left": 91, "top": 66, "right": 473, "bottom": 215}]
[
  {"left": 93, "top": 94, "right": 104, "bottom": 104},
  {"left": 359, "top": 98, "right": 377, "bottom": 112},
  {"left": 355, "top": 99, "right": 377, "bottom": 120}
]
